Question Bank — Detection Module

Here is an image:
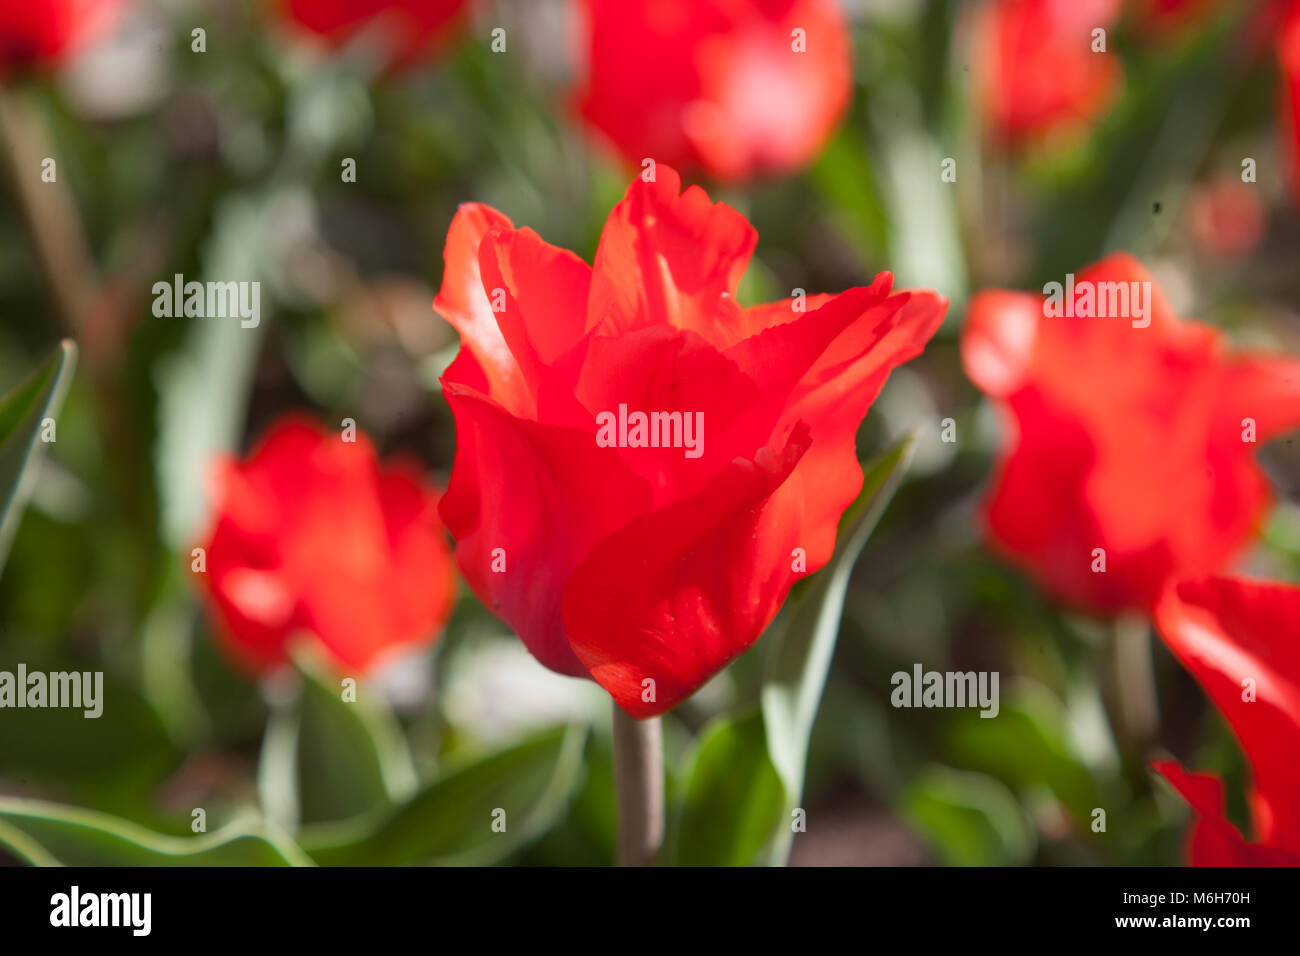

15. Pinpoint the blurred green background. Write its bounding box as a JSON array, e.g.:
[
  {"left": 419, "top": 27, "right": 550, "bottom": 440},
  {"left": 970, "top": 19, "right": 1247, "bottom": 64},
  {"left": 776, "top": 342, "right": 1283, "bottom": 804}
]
[{"left": 1, "top": 0, "right": 1298, "bottom": 866}]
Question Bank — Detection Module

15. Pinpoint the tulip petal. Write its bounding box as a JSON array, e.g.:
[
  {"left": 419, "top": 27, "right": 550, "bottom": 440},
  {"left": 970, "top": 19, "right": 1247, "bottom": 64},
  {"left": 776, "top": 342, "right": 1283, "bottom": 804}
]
[
  {"left": 562, "top": 424, "right": 811, "bottom": 718},
  {"left": 690, "top": 0, "right": 851, "bottom": 180},
  {"left": 1220, "top": 354, "right": 1300, "bottom": 443},
  {"left": 439, "top": 384, "right": 654, "bottom": 677},
  {"left": 1155, "top": 576, "right": 1300, "bottom": 854},
  {"left": 1152, "top": 762, "right": 1275, "bottom": 866},
  {"left": 0, "top": 0, "right": 127, "bottom": 69},
  {"left": 476, "top": 226, "right": 596, "bottom": 426},
  {"left": 777, "top": 288, "right": 949, "bottom": 570},
  {"left": 433, "top": 203, "right": 533, "bottom": 416},
  {"left": 372, "top": 464, "right": 457, "bottom": 662},
  {"left": 572, "top": 0, "right": 850, "bottom": 181},
  {"left": 573, "top": 0, "right": 708, "bottom": 173},
  {"left": 961, "top": 290, "right": 1041, "bottom": 397},
  {"left": 587, "top": 166, "right": 756, "bottom": 342},
  {"left": 476, "top": 225, "right": 592, "bottom": 369},
  {"left": 205, "top": 563, "right": 296, "bottom": 672},
  {"left": 725, "top": 282, "right": 947, "bottom": 573},
  {"left": 574, "top": 324, "right": 781, "bottom": 506},
  {"left": 723, "top": 276, "right": 892, "bottom": 392},
  {"left": 737, "top": 292, "right": 836, "bottom": 346},
  {"left": 976, "top": 0, "right": 1124, "bottom": 147}
]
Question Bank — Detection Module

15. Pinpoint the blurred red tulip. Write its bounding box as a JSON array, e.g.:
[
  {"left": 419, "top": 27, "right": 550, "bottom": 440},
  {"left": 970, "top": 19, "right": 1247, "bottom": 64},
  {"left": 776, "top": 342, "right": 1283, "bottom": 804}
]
[
  {"left": 0, "top": 0, "right": 128, "bottom": 74},
  {"left": 973, "top": 0, "right": 1124, "bottom": 148},
  {"left": 962, "top": 253, "right": 1300, "bottom": 616},
  {"left": 434, "top": 166, "right": 947, "bottom": 717},
  {"left": 573, "top": 0, "right": 851, "bottom": 182},
  {"left": 280, "top": 0, "right": 470, "bottom": 70},
  {"left": 1153, "top": 576, "right": 1300, "bottom": 866},
  {"left": 196, "top": 416, "right": 456, "bottom": 676}
]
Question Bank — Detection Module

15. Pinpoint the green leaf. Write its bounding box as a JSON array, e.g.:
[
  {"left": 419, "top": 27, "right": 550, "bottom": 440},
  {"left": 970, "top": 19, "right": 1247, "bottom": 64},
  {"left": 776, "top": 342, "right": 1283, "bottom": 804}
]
[
  {"left": 901, "top": 767, "right": 1036, "bottom": 867},
  {"left": 0, "top": 669, "right": 176, "bottom": 810},
  {"left": 0, "top": 797, "right": 312, "bottom": 866},
  {"left": 874, "top": 128, "right": 968, "bottom": 300},
  {"left": 809, "top": 128, "right": 889, "bottom": 258},
  {"left": 0, "top": 340, "right": 76, "bottom": 578},
  {"left": 673, "top": 712, "right": 786, "bottom": 867},
  {"left": 153, "top": 193, "right": 269, "bottom": 550},
  {"left": 292, "top": 644, "right": 416, "bottom": 825},
  {"left": 761, "top": 431, "right": 917, "bottom": 863},
  {"left": 300, "top": 725, "right": 586, "bottom": 866},
  {"left": 948, "top": 681, "right": 1102, "bottom": 822},
  {"left": 256, "top": 703, "right": 301, "bottom": 834},
  {"left": 514, "top": 732, "right": 616, "bottom": 866}
]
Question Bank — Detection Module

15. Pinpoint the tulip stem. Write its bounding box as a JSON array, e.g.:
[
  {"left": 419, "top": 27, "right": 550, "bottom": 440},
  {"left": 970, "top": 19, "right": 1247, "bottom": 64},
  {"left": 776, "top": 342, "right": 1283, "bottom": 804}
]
[
  {"left": 1108, "top": 613, "right": 1158, "bottom": 764},
  {"left": 611, "top": 703, "right": 664, "bottom": 867},
  {"left": 0, "top": 88, "right": 97, "bottom": 339}
]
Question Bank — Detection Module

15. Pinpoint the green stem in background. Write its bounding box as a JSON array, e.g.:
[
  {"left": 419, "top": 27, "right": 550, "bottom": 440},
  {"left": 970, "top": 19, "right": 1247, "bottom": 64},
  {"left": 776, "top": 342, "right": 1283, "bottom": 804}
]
[
  {"left": 611, "top": 703, "right": 664, "bottom": 867},
  {"left": 0, "top": 88, "right": 97, "bottom": 339},
  {"left": 1107, "top": 613, "right": 1159, "bottom": 771},
  {"left": 0, "top": 85, "right": 163, "bottom": 608}
]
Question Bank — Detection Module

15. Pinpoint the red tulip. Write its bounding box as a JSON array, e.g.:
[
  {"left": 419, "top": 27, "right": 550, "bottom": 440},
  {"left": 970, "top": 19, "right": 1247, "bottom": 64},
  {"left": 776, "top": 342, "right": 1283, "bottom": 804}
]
[
  {"left": 962, "top": 253, "right": 1300, "bottom": 616},
  {"left": 972, "top": 0, "right": 1124, "bottom": 148},
  {"left": 573, "top": 0, "right": 851, "bottom": 182},
  {"left": 434, "top": 166, "right": 947, "bottom": 717},
  {"left": 0, "top": 0, "right": 128, "bottom": 74},
  {"left": 280, "top": 0, "right": 470, "bottom": 70},
  {"left": 1153, "top": 576, "right": 1300, "bottom": 866},
  {"left": 196, "top": 416, "right": 456, "bottom": 676}
]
